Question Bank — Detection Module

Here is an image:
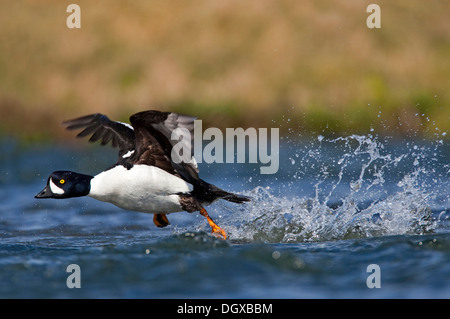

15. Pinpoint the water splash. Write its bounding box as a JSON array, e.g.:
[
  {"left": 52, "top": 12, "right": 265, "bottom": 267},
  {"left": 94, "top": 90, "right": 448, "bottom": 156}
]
[{"left": 215, "top": 134, "right": 446, "bottom": 243}]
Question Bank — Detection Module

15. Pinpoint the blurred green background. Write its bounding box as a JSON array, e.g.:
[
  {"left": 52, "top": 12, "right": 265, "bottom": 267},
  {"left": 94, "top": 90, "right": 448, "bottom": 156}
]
[{"left": 1, "top": 0, "right": 449, "bottom": 141}]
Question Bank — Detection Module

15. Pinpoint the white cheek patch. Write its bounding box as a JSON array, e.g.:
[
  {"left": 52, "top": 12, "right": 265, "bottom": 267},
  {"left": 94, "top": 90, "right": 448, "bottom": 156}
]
[
  {"left": 49, "top": 179, "right": 65, "bottom": 195},
  {"left": 122, "top": 150, "right": 135, "bottom": 158}
]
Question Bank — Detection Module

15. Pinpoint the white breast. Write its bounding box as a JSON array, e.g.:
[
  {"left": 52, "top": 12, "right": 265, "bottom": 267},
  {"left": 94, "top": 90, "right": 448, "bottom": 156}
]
[{"left": 88, "top": 165, "right": 193, "bottom": 213}]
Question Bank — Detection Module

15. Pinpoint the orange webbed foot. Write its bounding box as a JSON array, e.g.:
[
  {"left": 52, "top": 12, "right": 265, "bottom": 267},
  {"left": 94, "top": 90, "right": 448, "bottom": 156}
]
[
  {"left": 153, "top": 213, "right": 170, "bottom": 228},
  {"left": 199, "top": 208, "right": 227, "bottom": 240}
]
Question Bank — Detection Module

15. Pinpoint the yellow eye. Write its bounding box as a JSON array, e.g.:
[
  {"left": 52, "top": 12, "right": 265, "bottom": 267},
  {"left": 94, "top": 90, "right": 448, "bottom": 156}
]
[{"left": 60, "top": 179, "right": 65, "bottom": 184}]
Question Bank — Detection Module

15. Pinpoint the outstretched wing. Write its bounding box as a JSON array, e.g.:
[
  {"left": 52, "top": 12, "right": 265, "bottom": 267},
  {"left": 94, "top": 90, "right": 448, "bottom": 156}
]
[
  {"left": 129, "top": 110, "right": 200, "bottom": 183},
  {"left": 62, "top": 113, "right": 136, "bottom": 163}
]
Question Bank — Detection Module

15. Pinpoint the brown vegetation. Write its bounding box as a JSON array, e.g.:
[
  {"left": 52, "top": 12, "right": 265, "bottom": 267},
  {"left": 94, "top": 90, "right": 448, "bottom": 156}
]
[{"left": 1, "top": 0, "right": 449, "bottom": 141}]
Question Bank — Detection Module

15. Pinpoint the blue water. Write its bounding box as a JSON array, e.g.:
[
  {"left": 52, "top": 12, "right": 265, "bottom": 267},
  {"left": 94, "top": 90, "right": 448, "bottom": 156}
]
[{"left": 0, "top": 134, "right": 449, "bottom": 298}]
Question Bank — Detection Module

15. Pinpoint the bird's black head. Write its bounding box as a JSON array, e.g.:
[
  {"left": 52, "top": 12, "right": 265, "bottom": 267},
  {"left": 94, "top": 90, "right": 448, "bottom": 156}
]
[{"left": 35, "top": 171, "right": 93, "bottom": 199}]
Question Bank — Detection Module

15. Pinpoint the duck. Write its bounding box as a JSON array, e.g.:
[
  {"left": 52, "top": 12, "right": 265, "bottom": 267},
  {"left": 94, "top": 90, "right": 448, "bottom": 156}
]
[{"left": 35, "top": 110, "right": 250, "bottom": 239}]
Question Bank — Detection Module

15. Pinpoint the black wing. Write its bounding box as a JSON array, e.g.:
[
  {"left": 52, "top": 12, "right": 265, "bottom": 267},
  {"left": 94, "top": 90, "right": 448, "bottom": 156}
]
[
  {"left": 62, "top": 113, "right": 136, "bottom": 164},
  {"left": 129, "top": 110, "right": 200, "bottom": 183}
]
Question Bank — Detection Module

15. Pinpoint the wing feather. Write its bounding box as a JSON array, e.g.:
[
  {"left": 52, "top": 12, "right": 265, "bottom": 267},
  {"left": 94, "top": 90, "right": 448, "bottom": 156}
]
[
  {"left": 63, "top": 113, "right": 136, "bottom": 162},
  {"left": 130, "top": 110, "right": 200, "bottom": 182}
]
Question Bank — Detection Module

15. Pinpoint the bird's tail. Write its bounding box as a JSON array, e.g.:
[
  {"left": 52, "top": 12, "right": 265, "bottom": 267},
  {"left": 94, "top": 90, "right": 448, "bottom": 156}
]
[
  {"left": 220, "top": 192, "right": 251, "bottom": 204},
  {"left": 193, "top": 180, "right": 251, "bottom": 204}
]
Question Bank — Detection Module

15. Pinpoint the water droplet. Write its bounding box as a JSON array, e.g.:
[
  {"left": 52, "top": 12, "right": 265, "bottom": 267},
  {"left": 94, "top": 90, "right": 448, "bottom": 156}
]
[
  {"left": 293, "top": 258, "right": 305, "bottom": 269},
  {"left": 272, "top": 251, "right": 281, "bottom": 259}
]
